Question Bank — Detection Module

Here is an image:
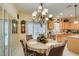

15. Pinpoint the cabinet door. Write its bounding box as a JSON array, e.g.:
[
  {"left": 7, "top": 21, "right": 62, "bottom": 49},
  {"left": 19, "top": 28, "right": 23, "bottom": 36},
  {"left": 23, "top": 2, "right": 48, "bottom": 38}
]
[
  {"left": 70, "top": 23, "right": 73, "bottom": 30},
  {"left": 71, "top": 23, "right": 79, "bottom": 30},
  {"left": 48, "top": 20, "right": 53, "bottom": 30},
  {"left": 75, "top": 23, "right": 79, "bottom": 30},
  {"left": 61, "top": 22, "right": 71, "bottom": 30}
]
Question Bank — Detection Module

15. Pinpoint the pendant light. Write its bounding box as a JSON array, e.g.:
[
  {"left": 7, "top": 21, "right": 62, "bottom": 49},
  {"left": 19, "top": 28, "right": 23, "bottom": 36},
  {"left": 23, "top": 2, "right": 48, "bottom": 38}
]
[{"left": 74, "top": 5, "right": 78, "bottom": 24}]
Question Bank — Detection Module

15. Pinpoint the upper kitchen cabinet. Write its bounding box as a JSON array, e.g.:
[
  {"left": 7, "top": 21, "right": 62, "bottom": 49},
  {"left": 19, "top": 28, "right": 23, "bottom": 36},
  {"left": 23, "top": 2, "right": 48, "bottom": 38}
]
[
  {"left": 60, "top": 18, "right": 79, "bottom": 31},
  {"left": 60, "top": 19, "right": 71, "bottom": 30},
  {"left": 47, "top": 20, "right": 54, "bottom": 30},
  {"left": 71, "top": 22, "right": 79, "bottom": 30}
]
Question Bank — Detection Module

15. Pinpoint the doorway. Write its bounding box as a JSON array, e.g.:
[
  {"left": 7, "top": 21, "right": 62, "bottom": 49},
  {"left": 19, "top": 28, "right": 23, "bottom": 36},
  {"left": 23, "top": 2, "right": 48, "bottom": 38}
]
[{"left": 0, "top": 7, "right": 9, "bottom": 56}]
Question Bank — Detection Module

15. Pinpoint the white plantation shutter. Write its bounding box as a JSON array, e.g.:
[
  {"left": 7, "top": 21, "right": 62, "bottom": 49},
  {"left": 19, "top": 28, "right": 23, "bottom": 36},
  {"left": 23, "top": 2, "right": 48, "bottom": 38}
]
[{"left": 26, "top": 21, "right": 46, "bottom": 39}]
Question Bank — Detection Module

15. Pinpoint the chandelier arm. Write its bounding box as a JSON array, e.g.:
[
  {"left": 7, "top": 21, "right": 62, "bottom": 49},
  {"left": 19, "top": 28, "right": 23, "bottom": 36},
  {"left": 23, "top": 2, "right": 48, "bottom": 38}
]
[{"left": 32, "top": 3, "right": 52, "bottom": 26}]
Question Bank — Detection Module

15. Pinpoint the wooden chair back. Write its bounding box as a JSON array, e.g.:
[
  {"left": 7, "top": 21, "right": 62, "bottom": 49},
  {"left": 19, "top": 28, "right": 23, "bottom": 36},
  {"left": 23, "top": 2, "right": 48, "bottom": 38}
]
[
  {"left": 48, "top": 43, "right": 66, "bottom": 56},
  {"left": 26, "top": 35, "right": 33, "bottom": 41},
  {"left": 20, "top": 40, "right": 26, "bottom": 55}
]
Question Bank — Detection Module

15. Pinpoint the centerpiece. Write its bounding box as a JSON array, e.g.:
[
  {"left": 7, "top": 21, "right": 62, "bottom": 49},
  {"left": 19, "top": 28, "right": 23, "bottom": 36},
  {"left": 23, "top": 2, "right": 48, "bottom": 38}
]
[{"left": 37, "top": 34, "right": 48, "bottom": 44}]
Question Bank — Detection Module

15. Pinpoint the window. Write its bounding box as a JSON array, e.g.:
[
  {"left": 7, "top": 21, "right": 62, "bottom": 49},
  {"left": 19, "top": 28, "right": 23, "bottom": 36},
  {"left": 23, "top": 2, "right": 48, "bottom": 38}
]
[{"left": 26, "top": 21, "right": 46, "bottom": 39}]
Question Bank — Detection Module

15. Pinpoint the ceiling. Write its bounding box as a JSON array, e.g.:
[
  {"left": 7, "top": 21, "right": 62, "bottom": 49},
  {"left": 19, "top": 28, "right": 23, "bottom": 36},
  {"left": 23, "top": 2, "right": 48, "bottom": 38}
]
[{"left": 15, "top": 3, "right": 79, "bottom": 18}]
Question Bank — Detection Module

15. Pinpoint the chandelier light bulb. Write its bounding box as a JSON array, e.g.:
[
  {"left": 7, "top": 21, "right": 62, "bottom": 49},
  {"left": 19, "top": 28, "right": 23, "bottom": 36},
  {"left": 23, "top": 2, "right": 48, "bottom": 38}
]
[
  {"left": 32, "top": 12, "right": 36, "bottom": 17},
  {"left": 34, "top": 11, "right": 37, "bottom": 15},
  {"left": 44, "top": 8, "right": 48, "bottom": 13},
  {"left": 32, "top": 15, "right": 36, "bottom": 19},
  {"left": 32, "top": 17, "right": 35, "bottom": 20},
  {"left": 45, "top": 17, "right": 49, "bottom": 21},
  {"left": 49, "top": 14, "right": 53, "bottom": 18},
  {"left": 42, "top": 11, "right": 46, "bottom": 16}
]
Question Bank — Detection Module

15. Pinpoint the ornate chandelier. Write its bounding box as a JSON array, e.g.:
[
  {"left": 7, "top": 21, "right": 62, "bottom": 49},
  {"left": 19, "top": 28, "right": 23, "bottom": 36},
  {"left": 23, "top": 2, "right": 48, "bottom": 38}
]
[{"left": 32, "top": 3, "right": 53, "bottom": 26}]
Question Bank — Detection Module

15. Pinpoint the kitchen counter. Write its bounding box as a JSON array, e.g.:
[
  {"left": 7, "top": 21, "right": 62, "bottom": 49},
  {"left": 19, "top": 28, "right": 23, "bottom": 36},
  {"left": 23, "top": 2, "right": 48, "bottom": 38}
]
[
  {"left": 66, "top": 35, "right": 79, "bottom": 55},
  {"left": 55, "top": 33, "right": 71, "bottom": 42},
  {"left": 50, "top": 32, "right": 79, "bottom": 42},
  {"left": 66, "top": 35, "right": 79, "bottom": 39}
]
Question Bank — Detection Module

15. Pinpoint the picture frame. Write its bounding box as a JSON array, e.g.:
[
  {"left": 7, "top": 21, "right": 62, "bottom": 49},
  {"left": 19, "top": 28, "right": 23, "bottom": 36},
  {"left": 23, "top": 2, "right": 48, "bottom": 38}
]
[
  {"left": 21, "top": 20, "right": 26, "bottom": 33},
  {"left": 12, "top": 19, "right": 18, "bottom": 34}
]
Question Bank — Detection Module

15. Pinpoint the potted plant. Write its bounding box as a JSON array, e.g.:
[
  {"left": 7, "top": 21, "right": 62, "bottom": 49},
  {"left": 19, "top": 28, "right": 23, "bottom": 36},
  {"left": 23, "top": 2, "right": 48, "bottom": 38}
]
[{"left": 37, "top": 34, "right": 48, "bottom": 44}]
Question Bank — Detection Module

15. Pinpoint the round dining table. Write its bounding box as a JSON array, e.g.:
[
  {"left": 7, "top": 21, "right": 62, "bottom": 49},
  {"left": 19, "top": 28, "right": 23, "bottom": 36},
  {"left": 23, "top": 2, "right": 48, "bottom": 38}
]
[{"left": 26, "top": 39, "right": 63, "bottom": 55}]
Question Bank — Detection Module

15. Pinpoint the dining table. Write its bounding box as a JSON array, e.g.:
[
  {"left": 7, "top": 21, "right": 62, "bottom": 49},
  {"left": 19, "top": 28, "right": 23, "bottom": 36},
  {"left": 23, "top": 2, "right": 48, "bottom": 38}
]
[{"left": 26, "top": 39, "right": 64, "bottom": 55}]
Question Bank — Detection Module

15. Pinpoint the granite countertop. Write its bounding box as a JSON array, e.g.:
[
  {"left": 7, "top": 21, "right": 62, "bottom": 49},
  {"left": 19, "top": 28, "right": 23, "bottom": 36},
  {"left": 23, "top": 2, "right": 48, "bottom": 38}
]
[
  {"left": 66, "top": 35, "right": 79, "bottom": 39},
  {"left": 52, "top": 32, "right": 70, "bottom": 35}
]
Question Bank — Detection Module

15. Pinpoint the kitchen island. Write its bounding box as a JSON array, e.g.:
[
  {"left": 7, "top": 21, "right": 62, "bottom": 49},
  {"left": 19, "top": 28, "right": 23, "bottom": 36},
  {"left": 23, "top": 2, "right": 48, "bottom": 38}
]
[{"left": 66, "top": 35, "right": 79, "bottom": 55}]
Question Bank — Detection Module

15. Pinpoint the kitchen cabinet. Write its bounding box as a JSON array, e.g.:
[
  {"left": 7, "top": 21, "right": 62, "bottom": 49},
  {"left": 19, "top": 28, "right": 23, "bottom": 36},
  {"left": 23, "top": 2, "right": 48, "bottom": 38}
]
[
  {"left": 71, "top": 23, "right": 79, "bottom": 30},
  {"left": 56, "top": 33, "right": 71, "bottom": 42},
  {"left": 60, "top": 21, "right": 71, "bottom": 30},
  {"left": 67, "top": 36, "right": 79, "bottom": 54},
  {"left": 48, "top": 20, "right": 54, "bottom": 30},
  {"left": 61, "top": 21, "right": 79, "bottom": 31}
]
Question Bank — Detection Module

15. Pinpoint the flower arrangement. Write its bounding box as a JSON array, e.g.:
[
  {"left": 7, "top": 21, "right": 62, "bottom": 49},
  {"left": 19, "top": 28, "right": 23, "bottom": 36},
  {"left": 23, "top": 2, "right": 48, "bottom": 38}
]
[{"left": 37, "top": 34, "right": 48, "bottom": 44}]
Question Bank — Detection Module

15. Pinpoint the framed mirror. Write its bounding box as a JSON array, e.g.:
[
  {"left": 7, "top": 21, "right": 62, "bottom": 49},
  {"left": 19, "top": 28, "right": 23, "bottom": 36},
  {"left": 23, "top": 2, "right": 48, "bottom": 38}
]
[{"left": 12, "top": 19, "right": 18, "bottom": 34}]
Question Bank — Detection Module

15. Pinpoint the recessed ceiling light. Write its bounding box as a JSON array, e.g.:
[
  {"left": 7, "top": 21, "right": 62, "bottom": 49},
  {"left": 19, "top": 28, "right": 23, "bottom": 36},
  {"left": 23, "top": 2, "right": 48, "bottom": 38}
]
[{"left": 60, "top": 13, "right": 63, "bottom": 16}]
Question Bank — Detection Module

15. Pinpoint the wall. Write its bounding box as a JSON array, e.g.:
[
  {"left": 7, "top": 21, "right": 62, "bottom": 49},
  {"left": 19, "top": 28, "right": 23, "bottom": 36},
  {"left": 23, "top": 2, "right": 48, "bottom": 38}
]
[
  {"left": 2, "top": 4, "right": 17, "bottom": 19},
  {"left": 9, "top": 11, "right": 32, "bottom": 56},
  {"left": 18, "top": 11, "right": 32, "bottom": 42},
  {"left": 1, "top": 4, "right": 32, "bottom": 55},
  {"left": 0, "top": 7, "right": 4, "bottom": 55},
  {"left": 0, "top": 7, "right": 2, "bottom": 19},
  {"left": 0, "top": 4, "right": 18, "bottom": 55}
]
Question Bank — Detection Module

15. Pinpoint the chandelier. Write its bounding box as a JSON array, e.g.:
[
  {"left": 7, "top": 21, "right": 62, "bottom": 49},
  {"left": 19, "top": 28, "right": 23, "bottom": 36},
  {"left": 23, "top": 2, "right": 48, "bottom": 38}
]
[{"left": 32, "top": 3, "right": 53, "bottom": 26}]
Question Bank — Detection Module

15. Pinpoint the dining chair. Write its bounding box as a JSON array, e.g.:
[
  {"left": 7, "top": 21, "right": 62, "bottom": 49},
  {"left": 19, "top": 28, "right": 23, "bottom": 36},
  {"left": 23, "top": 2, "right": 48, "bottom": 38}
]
[
  {"left": 34, "top": 49, "right": 47, "bottom": 56},
  {"left": 50, "top": 35, "right": 56, "bottom": 40},
  {"left": 34, "top": 52, "right": 46, "bottom": 56},
  {"left": 20, "top": 39, "right": 35, "bottom": 56},
  {"left": 47, "top": 34, "right": 56, "bottom": 40},
  {"left": 25, "top": 43, "right": 36, "bottom": 56},
  {"left": 26, "top": 35, "right": 33, "bottom": 41},
  {"left": 20, "top": 40, "right": 26, "bottom": 56},
  {"left": 48, "top": 43, "right": 66, "bottom": 56}
]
